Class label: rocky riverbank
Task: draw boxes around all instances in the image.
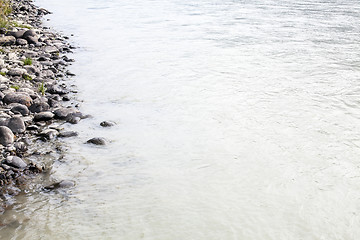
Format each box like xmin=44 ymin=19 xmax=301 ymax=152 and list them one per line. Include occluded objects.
xmin=0 ymin=0 xmax=85 ymax=212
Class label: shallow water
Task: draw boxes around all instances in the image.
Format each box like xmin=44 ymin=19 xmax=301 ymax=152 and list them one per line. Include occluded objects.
xmin=2 ymin=0 xmax=360 ymax=239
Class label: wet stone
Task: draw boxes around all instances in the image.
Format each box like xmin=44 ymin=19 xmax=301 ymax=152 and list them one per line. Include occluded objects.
xmin=86 ymin=137 xmax=106 ymax=146
xmin=39 ymin=129 xmax=58 ymax=140
xmin=100 ymin=121 xmax=116 ymax=127
xmin=58 ymin=131 xmax=78 ymax=138
xmin=53 ymin=107 xmax=79 ymax=119
xmin=10 ymin=104 xmax=29 ymax=116
xmin=44 ymin=180 xmax=75 ymax=191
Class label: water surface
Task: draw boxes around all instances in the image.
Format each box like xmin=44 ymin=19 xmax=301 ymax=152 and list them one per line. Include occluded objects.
xmin=2 ymin=0 xmax=360 ymax=239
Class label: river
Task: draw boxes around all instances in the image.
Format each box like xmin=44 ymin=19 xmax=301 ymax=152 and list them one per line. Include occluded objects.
xmin=1 ymin=0 xmax=360 ymax=239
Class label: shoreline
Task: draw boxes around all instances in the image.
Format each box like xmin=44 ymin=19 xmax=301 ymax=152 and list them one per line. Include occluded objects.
xmin=0 ymin=0 xmax=84 ymax=213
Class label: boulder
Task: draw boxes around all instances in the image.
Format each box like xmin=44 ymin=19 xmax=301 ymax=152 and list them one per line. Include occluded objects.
xmin=3 ymin=92 xmax=33 ymax=107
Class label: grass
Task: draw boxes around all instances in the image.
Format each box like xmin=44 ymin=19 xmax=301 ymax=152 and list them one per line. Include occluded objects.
xmin=22 ymin=74 xmax=32 ymax=81
xmin=38 ymin=82 xmax=46 ymax=96
xmin=0 ymin=0 xmax=12 ymax=28
xmin=23 ymin=58 xmax=32 ymax=65
xmin=10 ymin=21 xmax=31 ymax=29
xmin=0 ymin=72 xmax=5 ymax=76
xmin=10 ymin=85 xmax=20 ymax=91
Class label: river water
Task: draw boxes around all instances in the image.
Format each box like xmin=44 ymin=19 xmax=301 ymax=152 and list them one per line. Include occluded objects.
xmin=1 ymin=0 xmax=360 ymax=239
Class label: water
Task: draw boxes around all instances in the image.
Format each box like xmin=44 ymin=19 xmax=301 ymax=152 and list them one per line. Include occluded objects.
xmin=1 ymin=0 xmax=360 ymax=239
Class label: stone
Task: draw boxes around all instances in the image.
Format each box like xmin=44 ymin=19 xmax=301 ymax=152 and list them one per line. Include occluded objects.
xmin=7 ymin=117 xmax=26 ymax=134
xmin=29 ymin=101 xmax=50 ymax=113
xmin=0 ymin=36 xmax=16 ymax=46
xmin=7 ymin=30 xmax=26 ymax=38
xmin=0 ymin=126 xmax=14 ymax=146
xmin=26 ymin=35 xmax=38 ymax=44
xmin=3 ymin=92 xmax=33 ymax=107
xmin=58 ymin=131 xmax=78 ymax=138
xmin=100 ymin=121 xmax=116 ymax=127
xmin=4 ymin=156 xmax=27 ymax=169
xmin=53 ymin=107 xmax=79 ymax=119
xmin=47 ymin=85 xmax=68 ymax=95
xmin=16 ymin=38 xmax=28 ymax=45
xmin=43 ymin=46 xmax=58 ymax=53
xmin=7 ymin=68 xmax=27 ymax=76
xmin=44 ymin=180 xmax=75 ymax=190
xmin=86 ymin=137 xmax=106 ymax=145
xmin=22 ymin=29 xmax=36 ymax=39
xmin=34 ymin=111 xmax=54 ymax=122
xmin=26 ymin=125 xmax=39 ymax=131
xmin=14 ymin=142 xmax=27 ymax=152
xmin=10 ymin=104 xmax=29 ymax=116
xmin=39 ymin=129 xmax=58 ymax=140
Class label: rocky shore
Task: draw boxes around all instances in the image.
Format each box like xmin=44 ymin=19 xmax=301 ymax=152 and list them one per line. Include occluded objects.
xmin=0 ymin=0 xmax=85 ymax=212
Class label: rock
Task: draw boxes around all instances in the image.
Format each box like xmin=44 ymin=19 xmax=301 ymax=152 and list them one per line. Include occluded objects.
xmin=7 ymin=117 xmax=26 ymax=134
xmin=29 ymin=101 xmax=50 ymax=113
xmin=47 ymin=85 xmax=68 ymax=95
xmin=22 ymin=29 xmax=36 ymax=39
xmin=100 ymin=121 xmax=116 ymax=127
xmin=0 ymin=126 xmax=14 ymax=146
xmin=26 ymin=125 xmax=39 ymax=131
xmin=44 ymin=180 xmax=75 ymax=190
xmin=58 ymin=131 xmax=78 ymax=138
xmin=3 ymin=92 xmax=33 ymax=107
xmin=34 ymin=111 xmax=54 ymax=122
xmin=39 ymin=129 xmax=58 ymax=140
xmin=14 ymin=142 xmax=27 ymax=152
xmin=4 ymin=156 xmax=27 ymax=169
xmin=86 ymin=137 xmax=106 ymax=145
xmin=16 ymin=38 xmax=28 ymax=45
xmin=53 ymin=107 xmax=79 ymax=119
xmin=7 ymin=68 xmax=27 ymax=76
xmin=26 ymin=35 xmax=38 ymax=44
xmin=7 ymin=30 xmax=26 ymax=38
xmin=66 ymin=115 xmax=80 ymax=124
xmin=0 ymin=36 xmax=16 ymax=46
xmin=43 ymin=46 xmax=58 ymax=53
xmin=24 ymin=65 xmax=40 ymax=76
xmin=10 ymin=104 xmax=30 ymax=116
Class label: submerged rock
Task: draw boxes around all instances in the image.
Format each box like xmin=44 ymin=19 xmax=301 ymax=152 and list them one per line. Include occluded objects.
xmin=100 ymin=121 xmax=116 ymax=127
xmin=86 ymin=137 xmax=106 ymax=146
xmin=58 ymin=131 xmax=78 ymax=138
xmin=44 ymin=180 xmax=75 ymax=191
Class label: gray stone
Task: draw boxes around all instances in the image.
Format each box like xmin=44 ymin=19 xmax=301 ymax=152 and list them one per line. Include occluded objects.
xmin=10 ymin=104 xmax=29 ymax=116
xmin=44 ymin=180 xmax=75 ymax=190
xmin=58 ymin=131 xmax=78 ymax=138
xmin=26 ymin=35 xmax=39 ymax=44
xmin=7 ymin=68 xmax=27 ymax=76
xmin=29 ymin=101 xmax=49 ymax=113
xmin=100 ymin=121 xmax=116 ymax=127
xmin=22 ymin=29 xmax=36 ymax=39
xmin=47 ymin=85 xmax=68 ymax=95
xmin=0 ymin=36 xmax=16 ymax=46
xmin=7 ymin=30 xmax=26 ymax=38
xmin=86 ymin=137 xmax=106 ymax=145
xmin=7 ymin=117 xmax=26 ymax=134
xmin=14 ymin=142 xmax=27 ymax=152
xmin=3 ymin=92 xmax=33 ymax=107
xmin=39 ymin=129 xmax=58 ymax=140
xmin=16 ymin=38 xmax=28 ymax=45
xmin=4 ymin=156 xmax=27 ymax=169
xmin=34 ymin=111 xmax=54 ymax=122
xmin=0 ymin=126 xmax=14 ymax=146
xmin=43 ymin=46 xmax=58 ymax=53
xmin=53 ymin=107 xmax=79 ymax=119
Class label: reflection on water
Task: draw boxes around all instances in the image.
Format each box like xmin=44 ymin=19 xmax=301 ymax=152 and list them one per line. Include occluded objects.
xmin=2 ymin=0 xmax=360 ymax=239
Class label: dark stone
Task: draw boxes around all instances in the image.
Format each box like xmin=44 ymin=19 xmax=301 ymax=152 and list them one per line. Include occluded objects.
xmin=26 ymin=35 xmax=39 ymax=44
xmin=4 ymin=156 xmax=27 ymax=169
xmin=100 ymin=121 xmax=116 ymax=127
xmin=33 ymin=111 xmax=54 ymax=122
xmin=14 ymin=142 xmax=27 ymax=152
xmin=58 ymin=131 xmax=78 ymax=138
xmin=44 ymin=180 xmax=75 ymax=190
xmin=0 ymin=126 xmax=14 ymax=146
xmin=29 ymin=101 xmax=50 ymax=113
xmin=53 ymin=107 xmax=79 ymax=119
xmin=22 ymin=29 xmax=37 ymax=39
xmin=47 ymin=85 xmax=68 ymax=95
xmin=3 ymin=92 xmax=33 ymax=107
xmin=7 ymin=117 xmax=26 ymax=134
xmin=86 ymin=137 xmax=106 ymax=145
xmin=10 ymin=104 xmax=29 ymax=116
xmin=7 ymin=30 xmax=26 ymax=38
xmin=26 ymin=125 xmax=39 ymax=131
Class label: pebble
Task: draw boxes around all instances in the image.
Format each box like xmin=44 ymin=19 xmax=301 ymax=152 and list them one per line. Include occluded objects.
xmin=4 ymin=156 xmax=27 ymax=169
xmin=100 ymin=121 xmax=116 ymax=127
xmin=86 ymin=137 xmax=107 ymax=146
xmin=0 ymin=126 xmax=14 ymax=146
xmin=33 ymin=111 xmax=54 ymax=122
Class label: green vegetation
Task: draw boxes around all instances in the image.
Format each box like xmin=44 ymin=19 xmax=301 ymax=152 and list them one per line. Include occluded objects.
xmin=0 ymin=72 xmax=5 ymax=76
xmin=10 ymin=85 xmax=20 ymax=91
xmin=23 ymin=57 xmax=32 ymax=65
xmin=38 ymin=82 xmax=46 ymax=96
xmin=22 ymin=74 xmax=32 ymax=81
xmin=0 ymin=0 xmax=12 ymax=28
xmin=10 ymin=21 xmax=31 ymax=29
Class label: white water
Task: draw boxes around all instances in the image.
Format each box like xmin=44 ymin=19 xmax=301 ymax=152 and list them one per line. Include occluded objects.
xmin=2 ymin=0 xmax=360 ymax=239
